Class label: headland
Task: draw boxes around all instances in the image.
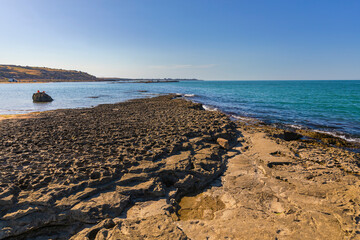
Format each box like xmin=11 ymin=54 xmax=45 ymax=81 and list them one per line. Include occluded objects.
xmin=0 ymin=65 xmax=200 ymax=83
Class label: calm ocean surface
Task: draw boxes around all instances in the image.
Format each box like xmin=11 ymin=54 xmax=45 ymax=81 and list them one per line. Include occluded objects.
xmin=1 ymin=80 xmax=359 ymax=142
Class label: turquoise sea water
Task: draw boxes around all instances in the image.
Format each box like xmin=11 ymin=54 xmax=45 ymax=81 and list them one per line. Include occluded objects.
xmin=1 ymin=80 xmax=359 ymax=142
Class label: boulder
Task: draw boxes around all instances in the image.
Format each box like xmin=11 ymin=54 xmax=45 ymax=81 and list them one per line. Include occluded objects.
xmin=33 ymin=92 xmax=53 ymax=102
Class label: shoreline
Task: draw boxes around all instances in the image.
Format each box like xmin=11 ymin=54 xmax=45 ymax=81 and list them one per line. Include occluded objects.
xmin=175 ymin=121 xmax=360 ymax=239
xmin=195 ymin=99 xmax=360 ymax=149
xmin=0 ymin=112 xmax=40 ymax=121
xmin=197 ymin=101 xmax=360 ymax=146
xmin=1 ymin=81 xmax=359 ymax=144
xmin=0 ymin=95 xmax=359 ymax=239
xmin=2 ymin=93 xmax=359 ymax=149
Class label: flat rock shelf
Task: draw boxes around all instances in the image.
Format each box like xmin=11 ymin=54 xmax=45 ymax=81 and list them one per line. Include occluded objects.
xmin=0 ymin=95 xmax=237 ymax=239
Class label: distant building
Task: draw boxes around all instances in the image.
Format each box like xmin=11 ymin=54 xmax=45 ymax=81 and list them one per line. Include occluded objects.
xmin=8 ymin=78 xmax=18 ymax=82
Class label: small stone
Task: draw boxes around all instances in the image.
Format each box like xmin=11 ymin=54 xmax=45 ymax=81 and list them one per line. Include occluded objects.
xmin=217 ymin=138 xmax=229 ymax=149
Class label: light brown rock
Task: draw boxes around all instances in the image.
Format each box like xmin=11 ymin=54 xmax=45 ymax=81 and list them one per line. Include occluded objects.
xmin=176 ymin=125 xmax=360 ymax=240
xmin=70 ymin=215 xmax=188 ymax=240
xmin=217 ymin=138 xmax=229 ymax=149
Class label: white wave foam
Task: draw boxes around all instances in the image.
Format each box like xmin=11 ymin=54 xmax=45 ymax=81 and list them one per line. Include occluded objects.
xmin=313 ymin=130 xmax=360 ymax=143
xmin=202 ymin=105 xmax=218 ymax=111
xmin=140 ymin=93 xmax=161 ymax=96
xmin=174 ymin=93 xmax=196 ymax=97
xmin=287 ymin=124 xmax=303 ymax=130
xmin=230 ymin=115 xmax=255 ymax=122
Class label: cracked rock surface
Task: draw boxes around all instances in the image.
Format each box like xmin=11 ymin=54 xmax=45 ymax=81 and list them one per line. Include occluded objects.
xmin=0 ymin=95 xmax=236 ymax=239
xmin=3 ymin=95 xmax=358 ymax=240
xmin=176 ymin=123 xmax=360 ymax=240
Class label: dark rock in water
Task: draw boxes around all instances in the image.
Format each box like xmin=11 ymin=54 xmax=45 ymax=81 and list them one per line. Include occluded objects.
xmin=305 ymin=131 xmax=350 ymax=147
xmin=284 ymin=131 xmax=302 ymax=141
xmin=33 ymin=92 xmax=53 ymax=102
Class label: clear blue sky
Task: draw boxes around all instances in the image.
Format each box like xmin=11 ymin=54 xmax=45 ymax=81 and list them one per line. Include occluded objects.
xmin=0 ymin=0 xmax=359 ymax=80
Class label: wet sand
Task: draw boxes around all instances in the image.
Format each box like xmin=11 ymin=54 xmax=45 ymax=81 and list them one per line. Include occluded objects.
xmin=0 ymin=113 xmax=39 ymax=122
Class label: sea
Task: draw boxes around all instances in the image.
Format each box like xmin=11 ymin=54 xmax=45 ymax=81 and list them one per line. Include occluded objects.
xmin=1 ymin=80 xmax=359 ymax=142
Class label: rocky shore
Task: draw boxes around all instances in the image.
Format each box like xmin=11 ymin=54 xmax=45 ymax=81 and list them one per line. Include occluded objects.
xmin=70 ymin=119 xmax=360 ymax=240
xmin=176 ymin=122 xmax=360 ymax=239
xmin=0 ymin=95 xmax=237 ymax=239
xmin=1 ymin=95 xmax=360 ymax=239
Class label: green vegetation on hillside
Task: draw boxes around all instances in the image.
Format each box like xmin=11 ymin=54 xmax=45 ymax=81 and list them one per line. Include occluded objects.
xmin=0 ymin=65 xmax=97 ymax=81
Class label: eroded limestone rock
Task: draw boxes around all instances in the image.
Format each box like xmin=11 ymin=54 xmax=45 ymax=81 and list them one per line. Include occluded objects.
xmin=0 ymin=95 xmax=236 ymax=239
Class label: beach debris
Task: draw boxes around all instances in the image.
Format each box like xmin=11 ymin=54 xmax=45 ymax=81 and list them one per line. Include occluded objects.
xmin=32 ymin=90 xmax=53 ymax=102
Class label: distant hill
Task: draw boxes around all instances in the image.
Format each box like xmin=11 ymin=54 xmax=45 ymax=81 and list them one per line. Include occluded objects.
xmin=99 ymin=78 xmax=201 ymax=82
xmin=0 ymin=64 xmax=201 ymax=83
xmin=0 ymin=65 xmax=97 ymax=81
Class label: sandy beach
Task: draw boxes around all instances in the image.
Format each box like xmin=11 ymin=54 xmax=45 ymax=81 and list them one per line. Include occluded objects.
xmin=0 ymin=95 xmax=359 ymax=239
xmin=0 ymin=113 xmax=40 ymax=121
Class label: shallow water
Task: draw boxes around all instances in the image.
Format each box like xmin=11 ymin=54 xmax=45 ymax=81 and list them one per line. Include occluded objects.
xmin=1 ymin=80 xmax=359 ymax=141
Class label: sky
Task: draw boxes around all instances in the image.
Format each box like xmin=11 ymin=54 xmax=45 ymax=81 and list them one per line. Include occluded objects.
xmin=0 ymin=0 xmax=359 ymax=80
